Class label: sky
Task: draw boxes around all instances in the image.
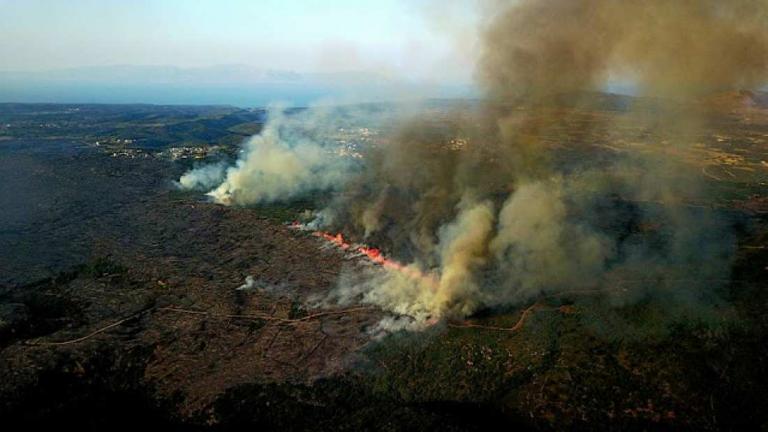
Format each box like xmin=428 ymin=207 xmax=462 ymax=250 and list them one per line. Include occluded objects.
xmin=0 ymin=0 xmax=479 ymax=85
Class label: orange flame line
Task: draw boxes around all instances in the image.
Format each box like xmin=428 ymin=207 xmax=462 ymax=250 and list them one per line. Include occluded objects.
xmin=289 ymin=223 xmax=437 ymax=286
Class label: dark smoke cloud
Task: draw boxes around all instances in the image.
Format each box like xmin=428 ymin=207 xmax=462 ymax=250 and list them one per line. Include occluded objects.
xmin=182 ymin=0 xmax=768 ymax=331
xmin=325 ymin=0 xmax=768 ymax=326
xmin=480 ymin=0 xmax=768 ymax=100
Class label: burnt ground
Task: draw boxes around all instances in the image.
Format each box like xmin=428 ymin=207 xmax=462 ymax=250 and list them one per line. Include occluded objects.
xmin=2 ymin=105 xmax=768 ymax=430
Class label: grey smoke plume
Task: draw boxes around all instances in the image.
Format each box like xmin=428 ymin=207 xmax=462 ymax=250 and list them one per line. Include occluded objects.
xmin=489 ymin=179 xmax=612 ymax=303
xmin=185 ymin=0 xmax=768 ymax=331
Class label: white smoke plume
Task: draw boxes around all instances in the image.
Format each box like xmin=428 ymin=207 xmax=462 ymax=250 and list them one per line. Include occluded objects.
xmin=209 ymin=109 xmax=354 ymax=205
xmin=178 ymin=107 xmax=367 ymax=205
xmin=177 ymin=162 xmax=227 ymax=191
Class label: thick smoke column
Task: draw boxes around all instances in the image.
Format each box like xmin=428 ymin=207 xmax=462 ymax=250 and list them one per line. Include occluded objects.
xmin=329 ymin=0 xmax=768 ymax=326
xmin=361 ymin=195 xmax=495 ymax=322
xmin=480 ymin=0 xmax=768 ymax=101
xmin=183 ymin=0 xmax=768 ymax=331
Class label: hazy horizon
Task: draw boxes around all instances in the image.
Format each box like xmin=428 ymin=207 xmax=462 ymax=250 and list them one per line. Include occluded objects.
xmin=0 ymin=64 xmax=479 ymax=107
xmin=0 ymin=0 xmax=480 ymax=105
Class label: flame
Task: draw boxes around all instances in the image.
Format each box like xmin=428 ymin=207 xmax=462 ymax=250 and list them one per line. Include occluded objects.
xmin=313 ymin=231 xmax=406 ymax=268
xmin=290 ymin=223 xmax=430 ymax=277
xmin=290 ymin=222 xmax=446 ymax=328
xmin=357 ymin=246 xmax=388 ymax=265
xmin=314 ymin=231 xmax=351 ymax=250
xmin=288 ymin=222 xmax=441 ymax=310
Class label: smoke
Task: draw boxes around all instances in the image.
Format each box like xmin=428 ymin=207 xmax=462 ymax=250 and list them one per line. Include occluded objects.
xmin=479 ymin=0 xmax=768 ymax=101
xmin=489 ymin=179 xmax=612 ymax=303
xmin=184 ymin=0 xmax=768 ymax=333
xmin=358 ymin=195 xmax=495 ymax=322
xmin=236 ymin=275 xmax=257 ymax=291
xmin=331 ymin=0 xmax=767 ymax=329
xmin=181 ymin=108 xmax=362 ymax=205
xmin=177 ymin=162 xmax=227 ymax=191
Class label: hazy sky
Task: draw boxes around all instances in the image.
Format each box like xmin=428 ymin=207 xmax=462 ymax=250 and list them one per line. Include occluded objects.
xmin=0 ymin=0 xmax=479 ymax=84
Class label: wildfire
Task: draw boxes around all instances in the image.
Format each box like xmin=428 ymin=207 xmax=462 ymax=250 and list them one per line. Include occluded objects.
xmin=356 ymin=245 xmax=404 ymax=270
xmin=289 ymin=221 xmax=426 ymax=278
xmin=315 ymin=231 xmax=351 ymax=250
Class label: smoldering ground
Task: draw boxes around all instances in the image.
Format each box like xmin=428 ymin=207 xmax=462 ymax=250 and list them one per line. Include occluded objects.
xmin=180 ymin=0 xmax=767 ymax=335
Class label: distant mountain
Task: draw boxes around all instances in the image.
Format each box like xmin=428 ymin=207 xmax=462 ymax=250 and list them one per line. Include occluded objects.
xmin=0 ymin=65 xmax=476 ymax=106
xmin=0 ymin=64 xmax=399 ymax=86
